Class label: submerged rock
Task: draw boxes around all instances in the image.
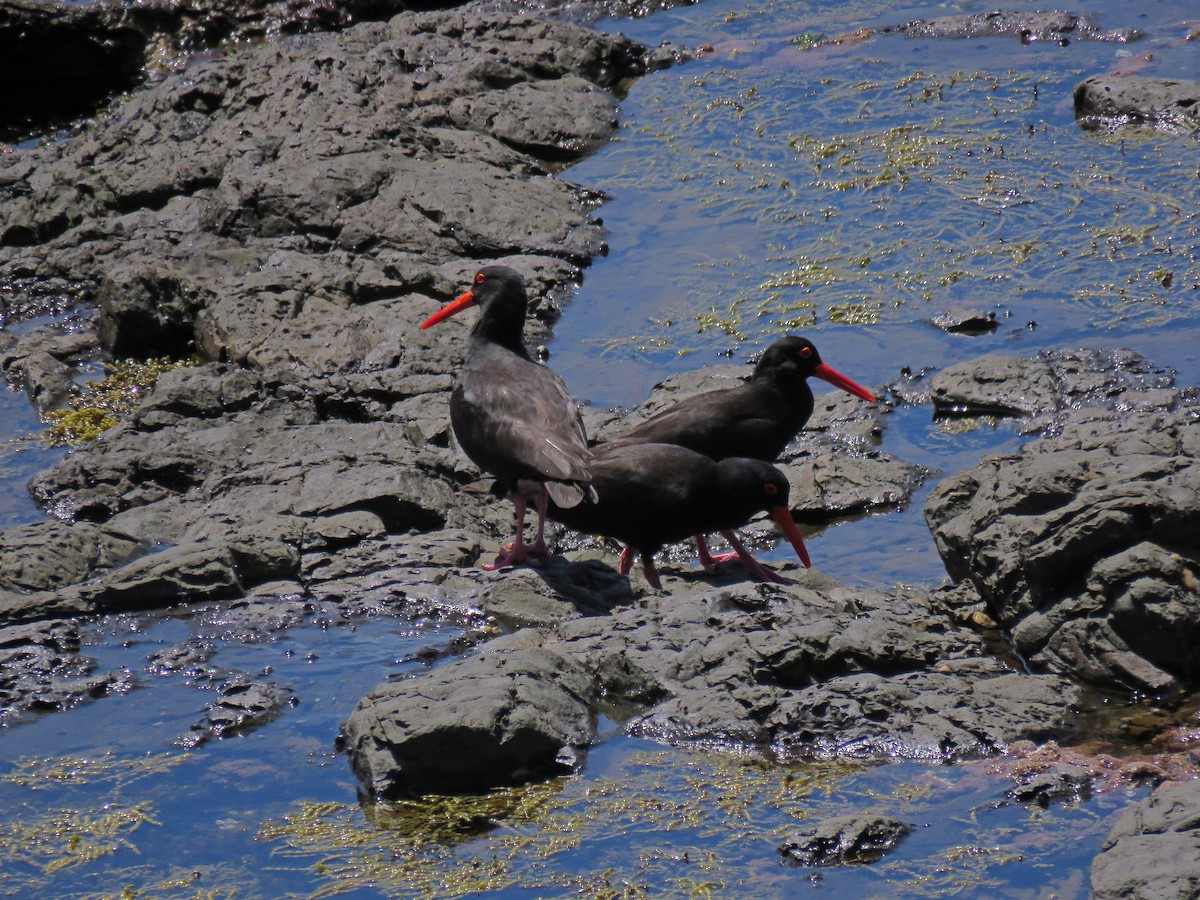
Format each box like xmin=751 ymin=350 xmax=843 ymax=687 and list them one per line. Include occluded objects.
xmin=779 ymin=813 xmax=912 ymax=867
xmin=883 ymin=10 xmax=1141 ymax=43
xmin=930 ymin=308 xmax=999 ymax=336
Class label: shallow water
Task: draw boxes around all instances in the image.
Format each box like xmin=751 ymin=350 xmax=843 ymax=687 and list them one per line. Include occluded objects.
xmin=2 ymin=0 xmax=1199 ymax=895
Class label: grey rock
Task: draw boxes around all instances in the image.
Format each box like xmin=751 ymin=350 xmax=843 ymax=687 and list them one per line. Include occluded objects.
xmin=0 ymin=326 xmax=100 ymax=411
xmin=779 ymin=814 xmax=912 ymax=867
xmin=341 ymin=643 xmax=597 ymax=797
xmin=928 ymin=348 xmax=1175 ymax=419
xmin=0 ymin=619 xmax=129 ymax=725
xmin=181 ymin=672 xmax=294 ymax=747
xmin=0 ymin=518 xmax=144 ymax=595
xmin=930 ymin=307 xmax=998 ymax=335
xmin=1006 ymin=762 xmax=1093 ymax=806
xmin=927 ymin=374 xmax=1200 ymax=692
xmin=1075 ymin=76 xmax=1200 ymax=132
xmin=552 ymin=580 xmax=1080 ymax=761
xmin=1091 ymin=779 xmax=1200 ymax=900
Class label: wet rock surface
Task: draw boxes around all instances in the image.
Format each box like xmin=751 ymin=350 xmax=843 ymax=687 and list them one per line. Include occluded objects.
xmin=342 ymin=641 xmax=598 ymax=796
xmin=927 ymin=348 xmax=1176 ymax=419
xmin=342 ymin=573 xmax=1083 ymax=796
xmin=882 ymin=10 xmax=1142 ymax=43
xmin=926 ymin=364 xmax=1200 ymax=694
xmin=1091 ymin=779 xmax=1200 ymax=900
xmin=1075 ymin=75 xmax=1200 ymax=131
xmin=0 ymin=3 xmax=1198 ymax=892
xmin=779 ymin=813 xmax=912 ymax=867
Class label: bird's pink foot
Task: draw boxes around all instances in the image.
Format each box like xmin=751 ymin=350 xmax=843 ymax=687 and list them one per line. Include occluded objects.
xmin=694 ymin=534 xmax=739 ymax=572
xmin=484 ymin=541 xmax=539 ymax=570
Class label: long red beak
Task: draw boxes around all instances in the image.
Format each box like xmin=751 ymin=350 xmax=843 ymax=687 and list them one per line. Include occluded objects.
xmin=771 ymin=507 xmax=812 ymax=569
xmin=420 ymin=289 xmax=476 ymax=330
xmin=814 ymin=362 xmax=876 ymax=402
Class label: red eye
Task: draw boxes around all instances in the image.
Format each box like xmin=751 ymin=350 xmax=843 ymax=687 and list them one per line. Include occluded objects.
xmin=475 ymin=272 xmax=487 ymax=284
xmin=798 ymin=346 xmax=813 ymax=359
xmin=763 ymin=482 xmax=779 ymax=495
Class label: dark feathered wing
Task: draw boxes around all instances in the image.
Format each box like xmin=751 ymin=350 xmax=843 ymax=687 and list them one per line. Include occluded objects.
xmin=452 ymin=353 xmax=595 ymax=507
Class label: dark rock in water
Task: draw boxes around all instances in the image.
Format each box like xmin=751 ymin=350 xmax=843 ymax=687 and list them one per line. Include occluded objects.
xmin=929 ymin=348 xmax=1175 ymax=419
xmin=926 ymin=377 xmax=1200 ymax=694
xmin=181 ymin=671 xmax=295 ymax=747
xmin=0 ymin=619 xmax=130 ymax=725
xmin=1075 ymin=76 xmax=1200 ymax=132
xmin=341 ymin=642 xmax=597 ymax=797
xmin=779 ymin=814 xmax=911 ymax=867
xmin=931 ymin=308 xmax=998 ymax=336
xmin=1091 ymin=779 xmax=1200 ymax=900
xmin=1005 ymin=762 xmax=1093 ymax=807
xmin=0 ymin=327 xmax=101 ymax=412
xmin=882 ymin=11 xmax=1141 ymax=43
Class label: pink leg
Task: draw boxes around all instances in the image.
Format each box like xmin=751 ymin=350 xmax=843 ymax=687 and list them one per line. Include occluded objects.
xmin=526 ymin=487 xmax=551 ymax=558
xmin=619 ymin=545 xmax=636 ymax=575
xmin=721 ymin=530 xmax=794 ymax=585
xmin=695 ymin=534 xmax=739 ymax=571
xmin=640 ymin=552 xmax=663 ymax=590
xmin=484 ymin=493 xmax=536 ymax=570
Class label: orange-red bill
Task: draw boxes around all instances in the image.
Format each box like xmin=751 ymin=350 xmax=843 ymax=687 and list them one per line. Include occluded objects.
xmin=771 ymin=506 xmax=812 ymax=569
xmin=813 ymin=362 xmax=876 ymax=403
xmin=420 ymin=289 xmax=476 ymax=330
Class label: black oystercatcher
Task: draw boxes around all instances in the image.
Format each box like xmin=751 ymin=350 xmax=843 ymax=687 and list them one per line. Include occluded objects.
xmin=548 ymin=443 xmax=810 ymax=589
xmin=606 ymin=336 xmax=876 ymax=459
xmin=421 ymin=266 xmax=594 ymax=569
xmin=603 ymin=335 xmax=876 ymax=575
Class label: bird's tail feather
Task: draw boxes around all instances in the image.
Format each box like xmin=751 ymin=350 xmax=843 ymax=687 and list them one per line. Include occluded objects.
xmin=545 ymin=480 xmax=597 ymax=508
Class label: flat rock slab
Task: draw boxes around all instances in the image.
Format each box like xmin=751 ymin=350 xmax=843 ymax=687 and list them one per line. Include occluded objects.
xmin=1091 ymin=779 xmax=1200 ymax=900
xmin=927 ymin=368 xmax=1200 ymax=693
xmin=1075 ymin=76 xmax=1200 ymax=131
xmin=928 ymin=348 xmax=1176 ymax=419
xmin=343 ymin=575 xmax=1081 ymax=796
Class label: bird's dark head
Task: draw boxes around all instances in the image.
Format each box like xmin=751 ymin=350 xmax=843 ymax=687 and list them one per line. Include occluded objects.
xmin=754 ymin=336 xmax=823 ymax=379
xmin=718 ymin=458 xmax=811 ymax=568
xmin=720 ymin=458 xmax=793 ymax=511
xmin=754 ymin=335 xmax=876 ymax=403
xmin=420 ymin=266 xmax=529 ymax=349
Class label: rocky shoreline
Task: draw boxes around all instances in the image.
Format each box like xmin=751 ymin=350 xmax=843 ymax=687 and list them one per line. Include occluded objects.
xmin=3 ymin=0 xmax=1200 ymax=892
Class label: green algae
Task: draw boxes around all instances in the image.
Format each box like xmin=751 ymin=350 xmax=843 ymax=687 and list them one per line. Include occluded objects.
xmin=0 ymin=801 xmax=159 ymax=875
xmin=44 ymin=357 xmax=192 ymax=447
xmin=257 ymin=751 xmax=864 ymax=899
xmin=3 ymin=751 xmax=191 ymax=791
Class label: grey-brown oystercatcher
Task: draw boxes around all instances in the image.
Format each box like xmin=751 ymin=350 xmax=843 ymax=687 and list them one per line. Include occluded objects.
xmin=421 ymin=266 xmax=594 ymax=569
